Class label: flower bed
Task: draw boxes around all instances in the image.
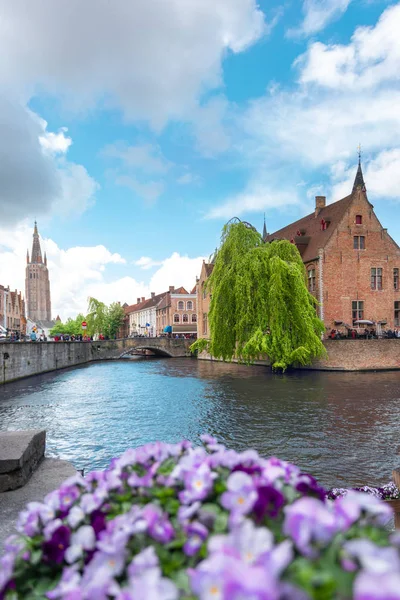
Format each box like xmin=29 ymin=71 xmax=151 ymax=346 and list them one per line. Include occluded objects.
xmin=1 ymin=436 xmax=400 ymax=599
xmin=327 ymin=482 xmax=400 ymax=501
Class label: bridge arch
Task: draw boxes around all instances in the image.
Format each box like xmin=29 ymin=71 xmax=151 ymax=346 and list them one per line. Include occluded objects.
xmin=119 ymin=346 xmax=174 ymax=358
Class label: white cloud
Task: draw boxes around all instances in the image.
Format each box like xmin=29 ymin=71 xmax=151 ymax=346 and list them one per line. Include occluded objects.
xmin=206 ymin=182 xmax=302 ymax=219
xmin=0 ymin=223 xmax=204 ymax=319
xmin=134 ymin=256 xmax=163 ymax=270
xmin=298 ymin=3 xmax=400 ymax=89
xmin=39 ymin=125 xmax=72 ymax=154
xmin=289 ymin=0 xmax=352 ymax=37
xmin=0 ymin=0 xmax=265 ymax=131
xmin=0 ymin=98 xmax=97 ymax=225
xmin=331 ymin=148 xmax=400 ymax=201
xmin=149 ymin=252 xmax=204 ymax=294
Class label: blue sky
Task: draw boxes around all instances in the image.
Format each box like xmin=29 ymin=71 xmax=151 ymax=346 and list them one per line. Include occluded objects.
xmin=0 ymin=0 xmax=399 ymax=318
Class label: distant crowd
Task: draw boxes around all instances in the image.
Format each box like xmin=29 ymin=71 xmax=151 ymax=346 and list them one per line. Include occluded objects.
xmin=329 ymin=328 xmax=400 ymax=340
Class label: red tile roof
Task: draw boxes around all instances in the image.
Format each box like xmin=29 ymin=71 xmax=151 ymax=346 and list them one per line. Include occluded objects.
xmin=265 ymin=194 xmax=353 ymax=263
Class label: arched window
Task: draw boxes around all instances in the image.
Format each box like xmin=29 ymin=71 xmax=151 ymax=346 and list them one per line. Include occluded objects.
xmin=182 ymin=314 xmax=189 ymax=323
xmin=174 ymin=314 xmax=180 ymax=323
xmin=191 ymin=314 xmax=197 ymax=323
xmin=178 ymin=301 xmax=184 ymax=310
xmin=187 ymin=301 xmax=193 ymax=310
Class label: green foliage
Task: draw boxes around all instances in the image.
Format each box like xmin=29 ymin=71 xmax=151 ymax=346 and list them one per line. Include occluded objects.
xmin=104 ymin=301 xmax=125 ymax=338
xmin=50 ymin=298 xmax=124 ymax=339
xmin=49 ymin=314 xmax=85 ymax=337
xmin=192 ymin=221 xmax=326 ymax=370
xmin=86 ymin=297 xmax=107 ymax=336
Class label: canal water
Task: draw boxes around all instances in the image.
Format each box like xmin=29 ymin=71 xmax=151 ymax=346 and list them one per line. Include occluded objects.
xmin=0 ymin=358 xmax=399 ymax=489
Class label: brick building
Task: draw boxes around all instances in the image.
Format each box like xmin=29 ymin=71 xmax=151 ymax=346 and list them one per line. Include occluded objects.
xmin=0 ymin=285 xmax=26 ymax=336
xmin=125 ymin=286 xmax=197 ymax=337
xmin=195 ymin=261 xmax=214 ymax=339
xmin=265 ymin=162 xmax=400 ymax=332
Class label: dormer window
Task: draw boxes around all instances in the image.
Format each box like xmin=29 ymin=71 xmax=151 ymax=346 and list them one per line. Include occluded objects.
xmin=355 ymin=215 xmax=362 ymax=225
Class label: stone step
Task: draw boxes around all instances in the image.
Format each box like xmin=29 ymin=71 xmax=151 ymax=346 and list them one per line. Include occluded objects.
xmin=0 ymin=457 xmax=76 ymax=549
xmin=0 ymin=430 xmax=46 ymax=492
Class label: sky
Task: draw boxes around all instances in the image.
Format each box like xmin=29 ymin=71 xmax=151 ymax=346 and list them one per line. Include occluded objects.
xmin=0 ymin=0 xmax=400 ymax=319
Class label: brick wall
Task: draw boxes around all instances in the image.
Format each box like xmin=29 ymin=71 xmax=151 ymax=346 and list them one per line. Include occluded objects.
xmin=310 ymin=190 xmax=400 ymax=330
xmin=304 ymin=339 xmax=400 ymax=371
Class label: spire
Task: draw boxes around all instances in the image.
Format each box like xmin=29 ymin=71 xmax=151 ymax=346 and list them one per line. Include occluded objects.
xmin=262 ymin=213 xmax=268 ymax=239
xmin=31 ymin=221 xmax=43 ymax=264
xmin=352 ymin=145 xmax=366 ymax=193
xmin=26 ymin=249 xmax=29 ymax=264
xmin=44 ymin=251 xmax=47 ymax=266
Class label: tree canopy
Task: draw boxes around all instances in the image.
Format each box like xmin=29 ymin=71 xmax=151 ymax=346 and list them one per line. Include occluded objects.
xmin=50 ymin=299 xmax=124 ymax=338
xmin=192 ymin=220 xmax=326 ymax=370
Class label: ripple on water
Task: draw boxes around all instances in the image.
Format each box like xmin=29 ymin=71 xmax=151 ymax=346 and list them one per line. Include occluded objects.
xmin=1 ymin=360 xmax=400 ymax=487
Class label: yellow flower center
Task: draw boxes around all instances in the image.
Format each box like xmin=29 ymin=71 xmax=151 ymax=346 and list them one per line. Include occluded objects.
xmin=195 ymin=480 xmax=203 ymax=489
xmin=237 ymin=496 xmax=245 ymax=505
xmin=210 ymin=585 xmax=220 ymax=596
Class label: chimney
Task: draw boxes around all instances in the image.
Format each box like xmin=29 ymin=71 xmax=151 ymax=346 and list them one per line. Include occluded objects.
xmin=137 ymin=297 xmax=140 ymax=304
xmin=315 ymin=196 xmax=326 ymax=217
xmin=141 ymin=297 xmax=145 ymax=302
xmin=151 ymin=292 xmax=155 ymax=298
xmin=169 ymin=286 xmax=175 ymax=293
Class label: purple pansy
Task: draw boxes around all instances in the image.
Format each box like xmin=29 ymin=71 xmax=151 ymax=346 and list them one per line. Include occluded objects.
xmin=253 ymin=485 xmax=285 ymax=521
xmin=220 ymin=471 xmax=258 ymax=518
xmin=334 ymin=491 xmax=393 ymax=529
xmin=183 ymin=521 xmax=209 ymax=556
xmin=42 ymin=525 xmax=71 ymax=564
xmin=284 ymin=497 xmax=337 ymax=558
xmin=181 ymin=463 xmax=216 ymax=503
xmin=354 ymin=571 xmax=400 ymax=600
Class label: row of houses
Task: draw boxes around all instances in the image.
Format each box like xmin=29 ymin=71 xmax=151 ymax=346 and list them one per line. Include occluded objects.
xmin=0 ymin=285 xmax=26 ymax=336
xmin=121 ymin=285 xmax=198 ymax=338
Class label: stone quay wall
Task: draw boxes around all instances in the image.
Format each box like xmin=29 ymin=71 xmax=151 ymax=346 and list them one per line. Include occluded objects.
xmin=198 ymin=339 xmax=400 ymax=372
xmin=0 ymin=338 xmax=192 ymax=385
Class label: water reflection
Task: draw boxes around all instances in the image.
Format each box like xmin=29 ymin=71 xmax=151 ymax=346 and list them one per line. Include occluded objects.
xmin=0 ymin=359 xmax=399 ymax=488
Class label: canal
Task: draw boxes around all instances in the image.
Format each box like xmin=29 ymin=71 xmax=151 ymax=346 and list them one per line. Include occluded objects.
xmin=0 ymin=358 xmax=399 ymax=489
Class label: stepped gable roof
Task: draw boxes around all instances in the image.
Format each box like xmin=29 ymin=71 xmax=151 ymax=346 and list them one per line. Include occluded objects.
xmin=265 ymin=194 xmax=353 ymax=263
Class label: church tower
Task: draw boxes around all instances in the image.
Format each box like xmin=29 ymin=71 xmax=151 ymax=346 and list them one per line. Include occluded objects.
xmin=25 ymin=222 xmax=52 ymax=322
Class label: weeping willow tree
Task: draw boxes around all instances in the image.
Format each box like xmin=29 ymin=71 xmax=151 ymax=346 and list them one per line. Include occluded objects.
xmin=192 ymin=220 xmax=326 ymax=371
xmin=86 ymin=297 xmax=107 ymax=336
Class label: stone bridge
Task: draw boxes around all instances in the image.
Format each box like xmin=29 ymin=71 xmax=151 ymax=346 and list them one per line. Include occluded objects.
xmin=103 ymin=337 xmax=193 ymax=359
xmin=0 ymin=338 xmax=193 ymax=384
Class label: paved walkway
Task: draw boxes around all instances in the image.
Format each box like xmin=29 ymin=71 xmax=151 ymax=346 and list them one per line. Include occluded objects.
xmin=0 ymin=458 xmax=75 ymax=550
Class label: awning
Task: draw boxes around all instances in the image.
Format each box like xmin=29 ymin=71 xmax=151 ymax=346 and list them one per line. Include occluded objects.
xmin=354 ymin=320 xmax=375 ymax=326
xmin=172 ymin=324 xmax=197 ymax=334
xmin=0 ymin=325 xmax=6 ymax=333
